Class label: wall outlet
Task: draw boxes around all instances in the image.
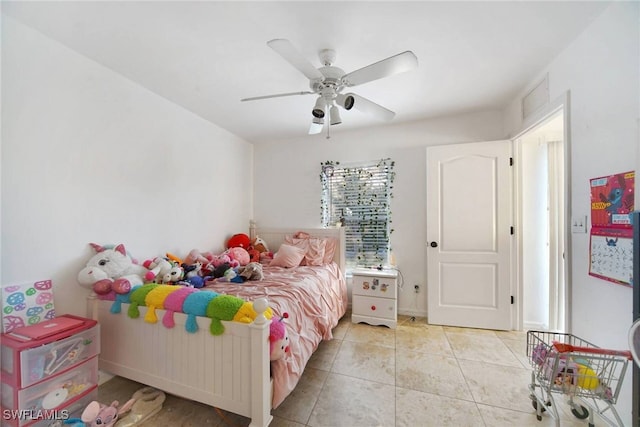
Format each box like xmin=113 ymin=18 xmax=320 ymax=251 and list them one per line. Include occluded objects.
xmin=571 ymin=215 xmax=588 ymax=233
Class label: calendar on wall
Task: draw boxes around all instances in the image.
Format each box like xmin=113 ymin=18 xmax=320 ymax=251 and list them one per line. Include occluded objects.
xmin=588 ymin=170 xmax=635 ymax=287
xmin=589 ymin=227 xmax=634 ymax=286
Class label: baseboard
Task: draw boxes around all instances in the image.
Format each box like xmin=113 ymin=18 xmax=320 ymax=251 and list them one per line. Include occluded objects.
xmin=98 ymin=369 xmax=115 ymax=385
xmin=523 ymin=321 xmax=548 ymax=331
xmin=398 ymin=308 xmax=427 ymax=318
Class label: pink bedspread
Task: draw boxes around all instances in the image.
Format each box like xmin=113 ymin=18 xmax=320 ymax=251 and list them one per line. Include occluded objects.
xmin=204 ymin=262 xmax=347 ymax=408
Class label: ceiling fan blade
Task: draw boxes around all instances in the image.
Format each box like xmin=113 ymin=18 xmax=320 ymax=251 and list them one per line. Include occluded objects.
xmin=342 ymin=51 xmax=418 ymax=87
xmin=267 ymin=39 xmax=324 ymax=82
xmin=349 ymin=93 xmax=396 ymax=121
xmin=241 ymin=91 xmax=314 ymax=102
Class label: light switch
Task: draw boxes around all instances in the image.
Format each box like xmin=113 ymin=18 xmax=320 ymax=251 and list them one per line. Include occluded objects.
xmin=571 ymin=215 xmax=588 ymax=233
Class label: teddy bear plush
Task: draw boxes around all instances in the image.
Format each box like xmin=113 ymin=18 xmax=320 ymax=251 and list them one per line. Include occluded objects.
xmin=77 ymin=243 xmax=148 ymax=295
xmin=237 ymin=262 xmax=264 ymax=281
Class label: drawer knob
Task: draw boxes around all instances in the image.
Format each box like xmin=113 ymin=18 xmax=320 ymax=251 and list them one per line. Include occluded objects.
xmin=371 ymin=305 xmax=376 ymax=311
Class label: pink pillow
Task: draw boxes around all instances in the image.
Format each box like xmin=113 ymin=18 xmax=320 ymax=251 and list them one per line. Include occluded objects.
xmin=322 ymin=238 xmax=337 ymax=265
xmin=270 ymin=244 xmax=306 ymax=268
xmin=285 ymin=235 xmax=326 ymax=266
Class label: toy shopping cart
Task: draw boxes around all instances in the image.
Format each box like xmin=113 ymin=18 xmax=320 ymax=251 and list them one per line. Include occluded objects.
xmin=526 ymin=331 xmax=632 ymax=427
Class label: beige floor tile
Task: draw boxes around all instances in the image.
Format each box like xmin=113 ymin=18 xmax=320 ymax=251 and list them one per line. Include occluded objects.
xmin=458 ymin=358 xmax=533 ymax=413
xmin=396 ymin=387 xmax=482 ymax=426
xmin=443 ymin=325 xmax=499 ymax=336
xmin=331 ymin=340 xmax=395 ymax=385
xmin=501 ymin=337 xmax=530 ymax=368
xmin=307 ymin=338 xmax=342 ymax=371
xmin=396 ymin=323 xmax=454 ymax=357
xmin=273 ymin=367 xmax=329 ymax=425
xmin=331 ymin=315 xmax=352 ymax=340
xmin=477 ymin=402 xmax=587 ymax=426
xmin=307 ymin=373 xmax=395 ymax=427
xmin=269 ymin=416 xmax=307 ymax=427
xmin=396 ymin=351 xmax=472 ymax=400
xmin=344 ymin=322 xmax=396 ymax=348
xmin=447 ymin=331 xmax=524 ymax=367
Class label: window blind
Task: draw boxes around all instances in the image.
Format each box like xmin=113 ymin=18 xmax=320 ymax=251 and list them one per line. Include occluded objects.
xmin=320 ymin=159 xmax=394 ymax=269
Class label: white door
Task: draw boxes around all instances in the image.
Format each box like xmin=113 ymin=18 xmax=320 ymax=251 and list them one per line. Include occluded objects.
xmin=426 ymin=140 xmax=513 ymax=330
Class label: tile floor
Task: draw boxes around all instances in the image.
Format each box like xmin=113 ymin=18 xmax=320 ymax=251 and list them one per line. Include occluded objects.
xmin=99 ymin=313 xmax=612 ymax=426
xmin=269 ymin=314 xmax=597 ymax=427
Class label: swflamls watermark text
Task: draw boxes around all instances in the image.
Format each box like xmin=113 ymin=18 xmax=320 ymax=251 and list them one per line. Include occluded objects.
xmin=2 ymin=409 xmax=69 ymax=421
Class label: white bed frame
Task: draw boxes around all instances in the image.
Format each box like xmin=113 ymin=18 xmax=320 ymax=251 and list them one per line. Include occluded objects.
xmin=86 ymin=226 xmax=345 ymax=427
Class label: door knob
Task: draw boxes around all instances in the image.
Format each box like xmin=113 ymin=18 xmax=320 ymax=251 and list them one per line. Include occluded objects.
xmin=430 ymin=241 xmax=438 ymax=248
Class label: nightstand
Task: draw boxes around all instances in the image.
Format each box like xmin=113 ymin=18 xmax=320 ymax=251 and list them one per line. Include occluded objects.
xmin=351 ymin=268 xmax=398 ymax=329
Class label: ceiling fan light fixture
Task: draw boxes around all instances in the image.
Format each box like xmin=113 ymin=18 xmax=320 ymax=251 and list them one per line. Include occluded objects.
xmin=336 ymin=93 xmax=355 ymax=110
xmin=312 ymin=97 xmax=326 ymax=118
xmin=330 ymin=105 xmax=342 ymax=125
xmin=309 ymin=116 xmax=324 ymax=134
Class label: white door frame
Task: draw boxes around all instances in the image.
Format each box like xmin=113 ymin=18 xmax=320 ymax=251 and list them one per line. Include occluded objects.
xmin=512 ymin=91 xmax=572 ymax=332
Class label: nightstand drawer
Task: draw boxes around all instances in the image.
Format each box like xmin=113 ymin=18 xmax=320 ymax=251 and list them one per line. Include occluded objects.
xmin=352 ymin=274 xmax=397 ymax=298
xmin=352 ymin=295 xmax=396 ymax=320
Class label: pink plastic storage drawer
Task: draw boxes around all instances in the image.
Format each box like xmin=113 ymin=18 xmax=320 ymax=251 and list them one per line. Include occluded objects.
xmin=1 ymin=385 xmax=97 ymax=427
xmin=1 ymin=316 xmax=99 ymax=389
xmin=1 ymin=357 xmax=98 ymax=427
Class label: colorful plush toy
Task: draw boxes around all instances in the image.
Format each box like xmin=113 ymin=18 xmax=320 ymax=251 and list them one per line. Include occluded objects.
xmin=110 ymin=284 xmax=142 ymax=314
xmin=206 ymin=295 xmax=246 ymax=335
xmin=237 ymin=262 xmax=264 ymax=281
xmin=143 ymin=257 xmax=173 ymax=282
xmin=144 ymin=285 xmax=181 ymax=323
xmin=251 ymin=236 xmax=270 ymax=253
xmin=183 ymin=249 xmax=211 ymax=265
xmin=182 ymin=291 xmax=219 ymax=333
xmin=127 ymin=284 xmax=160 ymax=319
xmin=227 ymin=247 xmax=250 ymax=266
xmin=77 ymin=243 xmax=148 ymax=296
xmin=63 ymin=399 xmax=135 ymax=427
xmin=162 ymin=265 xmax=184 ymax=284
xmin=269 ymin=313 xmax=290 ymax=361
xmin=227 ymin=233 xmax=251 ymax=249
xmin=161 ymin=286 xmax=199 ymax=328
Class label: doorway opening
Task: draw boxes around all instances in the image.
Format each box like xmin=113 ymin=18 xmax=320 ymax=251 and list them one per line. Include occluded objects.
xmin=516 ymin=108 xmax=567 ymax=332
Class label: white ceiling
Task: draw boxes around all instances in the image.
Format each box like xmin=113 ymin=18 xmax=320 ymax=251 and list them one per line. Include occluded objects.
xmin=3 ymin=1 xmax=609 ymax=144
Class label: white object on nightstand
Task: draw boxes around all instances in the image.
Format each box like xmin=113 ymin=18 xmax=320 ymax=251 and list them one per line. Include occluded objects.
xmin=351 ymin=268 xmax=398 ymax=329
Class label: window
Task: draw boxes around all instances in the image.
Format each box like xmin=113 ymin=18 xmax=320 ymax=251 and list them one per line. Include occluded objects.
xmin=320 ymin=159 xmax=395 ymax=269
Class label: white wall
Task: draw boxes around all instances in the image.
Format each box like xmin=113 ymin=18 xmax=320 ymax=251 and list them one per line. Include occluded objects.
xmin=254 ymin=112 xmax=504 ymax=315
xmin=504 ymin=2 xmax=639 ymax=424
xmin=1 ymin=16 xmax=253 ymax=317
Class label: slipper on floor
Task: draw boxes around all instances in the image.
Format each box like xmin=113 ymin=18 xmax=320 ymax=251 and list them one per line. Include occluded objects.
xmin=115 ymin=387 xmax=166 ymax=427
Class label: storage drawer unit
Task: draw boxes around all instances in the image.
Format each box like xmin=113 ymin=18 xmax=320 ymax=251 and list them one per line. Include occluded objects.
xmin=0 ymin=315 xmax=100 ymax=427
xmin=2 ymin=385 xmax=98 ymax=427
xmin=351 ymin=269 xmax=398 ymax=328
xmin=1 ymin=317 xmax=99 ymax=389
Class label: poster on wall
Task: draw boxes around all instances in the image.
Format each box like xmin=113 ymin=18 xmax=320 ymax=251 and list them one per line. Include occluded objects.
xmin=588 ymin=170 xmax=635 ymax=287
xmin=1 ymin=279 xmax=56 ymax=333
xmin=590 ymin=170 xmax=635 ymax=227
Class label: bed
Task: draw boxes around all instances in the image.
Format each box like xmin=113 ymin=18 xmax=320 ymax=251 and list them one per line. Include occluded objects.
xmin=85 ymin=226 xmax=347 ymax=427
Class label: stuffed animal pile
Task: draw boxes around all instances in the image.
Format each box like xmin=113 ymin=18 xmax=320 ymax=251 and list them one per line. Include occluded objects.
xmin=77 ymin=233 xmax=268 ymax=296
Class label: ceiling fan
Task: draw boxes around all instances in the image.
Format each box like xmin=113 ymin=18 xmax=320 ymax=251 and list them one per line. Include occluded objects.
xmin=241 ymin=39 xmax=418 ymax=136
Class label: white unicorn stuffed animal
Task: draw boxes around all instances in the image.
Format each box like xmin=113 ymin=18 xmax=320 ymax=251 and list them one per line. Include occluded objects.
xmin=78 ymin=243 xmax=148 ymax=295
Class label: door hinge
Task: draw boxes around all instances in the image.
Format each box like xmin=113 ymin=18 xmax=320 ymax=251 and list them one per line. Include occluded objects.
xmin=509 ymin=157 xmax=513 ymax=166
xmin=510 ymin=226 xmax=514 ymax=235
xmin=511 ymin=296 xmax=514 ymax=304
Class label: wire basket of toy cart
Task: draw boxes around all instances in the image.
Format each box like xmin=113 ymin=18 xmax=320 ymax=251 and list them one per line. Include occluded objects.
xmin=527 ymin=330 xmax=632 ymax=427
